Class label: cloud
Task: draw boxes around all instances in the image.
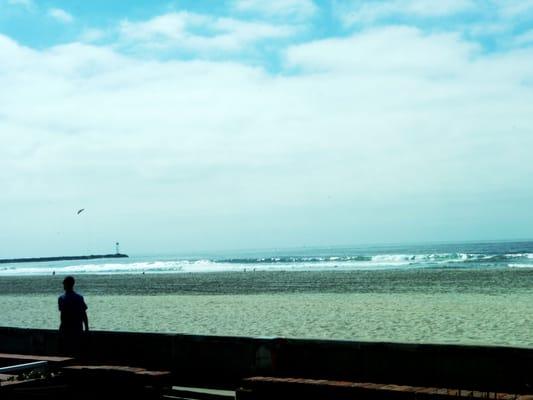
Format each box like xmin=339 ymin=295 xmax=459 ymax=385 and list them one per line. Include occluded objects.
xmin=7 ymin=0 xmax=34 ymax=10
xmin=118 ymin=12 xmax=296 ymax=54
xmin=48 ymin=8 xmax=74 ymax=23
xmin=8 ymin=0 xmax=32 ymax=6
xmin=286 ymin=26 xmax=480 ymax=73
xmin=498 ymin=0 xmax=533 ymax=18
xmin=464 ymin=22 xmax=509 ymax=37
xmin=1 ymin=27 xmax=533 ymax=253
xmin=514 ymin=30 xmax=533 ymax=46
xmin=233 ymin=0 xmax=317 ymax=18
xmin=340 ymin=0 xmax=475 ymax=25
xmin=79 ymin=28 xmax=106 ymax=43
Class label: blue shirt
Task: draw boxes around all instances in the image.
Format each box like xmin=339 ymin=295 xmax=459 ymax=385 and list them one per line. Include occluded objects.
xmin=58 ymin=291 xmax=87 ymax=333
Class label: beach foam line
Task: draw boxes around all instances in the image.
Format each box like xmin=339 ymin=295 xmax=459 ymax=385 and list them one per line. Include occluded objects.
xmin=1 ymin=252 xmax=532 ymax=276
xmin=0 ymin=259 xmax=417 ymax=276
xmin=508 ymin=263 xmax=533 ymax=269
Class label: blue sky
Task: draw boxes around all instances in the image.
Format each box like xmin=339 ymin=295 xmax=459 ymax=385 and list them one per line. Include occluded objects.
xmin=2 ymin=0 xmax=532 ymax=55
xmin=1 ymin=0 xmax=533 ymax=256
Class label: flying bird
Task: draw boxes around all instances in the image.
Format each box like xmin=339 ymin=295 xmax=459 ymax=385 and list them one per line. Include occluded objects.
xmin=77 ymin=208 xmax=85 ymax=215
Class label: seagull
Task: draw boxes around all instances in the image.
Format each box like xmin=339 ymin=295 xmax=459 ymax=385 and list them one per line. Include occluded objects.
xmin=77 ymin=208 xmax=85 ymax=215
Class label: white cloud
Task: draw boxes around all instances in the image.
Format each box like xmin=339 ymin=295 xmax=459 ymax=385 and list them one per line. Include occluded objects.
xmin=233 ymin=0 xmax=317 ymax=18
xmin=48 ymin=8 xmax=74 ymax=23
xmin=1 ymin=28 xmax=533 ymax=253
xmin=118 ymin=12 xmax=296 ymax=53
xmin=498 ymin=0 xmax=533 ymax=17
xmin=286 ymin=26 xmax=481 ymax=74
xmin=514 ymin=30 xmax=533 ymax=46
xmin=7 ymin=0 xmax=34 ymax=10
xmin=341 ymin=0 xmax=475 ymax=25
xmin=8 ymin=0 xmax=32 ymax=6
xmin=79 ymin=28 xmax=106 ymax=43
xmin=465 ymin=22 xmax=509 ymax=37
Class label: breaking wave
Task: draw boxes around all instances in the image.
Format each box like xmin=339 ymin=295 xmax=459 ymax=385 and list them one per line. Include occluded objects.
xmin=1 ymin=251 xmax=532 ymax=276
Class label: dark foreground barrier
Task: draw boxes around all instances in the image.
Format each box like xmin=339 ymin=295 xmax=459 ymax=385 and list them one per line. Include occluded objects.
xmin=236 ymin=377 xmax=531 ymax=400
xmin=0 ymin=327 xmax=531 ymax=393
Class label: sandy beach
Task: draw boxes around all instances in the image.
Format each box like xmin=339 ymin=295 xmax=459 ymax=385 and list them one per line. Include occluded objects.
xmin=1 ymin=269 xmax=531 ymax=347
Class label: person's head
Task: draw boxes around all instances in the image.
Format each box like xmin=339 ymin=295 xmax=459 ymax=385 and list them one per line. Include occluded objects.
xmin=63 ymin=276 xmax=75 ymax=291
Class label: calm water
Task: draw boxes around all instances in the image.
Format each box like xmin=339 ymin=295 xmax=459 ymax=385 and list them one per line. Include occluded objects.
xmin=0 ymin=241 xmax=532 ymax=347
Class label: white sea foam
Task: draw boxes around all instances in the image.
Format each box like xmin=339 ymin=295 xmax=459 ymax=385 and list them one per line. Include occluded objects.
xmin=0 ymin=261 xmax=195 ymax=276
xmin=370 ymin=254 xmax=413 ymax=263
xmin=0 ymin=258 xmax=418 ymax=276
xmin=508 ymin=263 xmax=533 ymax=269
xmin=1 ymin=251 xmax=532 ymax=276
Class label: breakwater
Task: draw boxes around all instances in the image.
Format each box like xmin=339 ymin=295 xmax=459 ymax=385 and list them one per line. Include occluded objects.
xmin=0 ymin=254 xmax=128 ymax=264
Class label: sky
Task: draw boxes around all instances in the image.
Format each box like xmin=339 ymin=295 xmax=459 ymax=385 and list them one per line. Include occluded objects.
xmin=1 ymin=0 xmax=533 ymax=257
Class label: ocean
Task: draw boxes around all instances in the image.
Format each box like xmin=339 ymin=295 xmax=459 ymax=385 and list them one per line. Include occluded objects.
xmin=0 ymin=240 xmax=532 ymax=347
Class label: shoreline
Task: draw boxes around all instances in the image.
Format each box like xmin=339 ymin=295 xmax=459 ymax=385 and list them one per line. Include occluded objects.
xmin=0 ymin=268 xmax=531 ymax=295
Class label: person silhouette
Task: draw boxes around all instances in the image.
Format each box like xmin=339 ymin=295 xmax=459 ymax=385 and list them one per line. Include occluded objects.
xmin=58 ymin=276 xmax=89 ymax=356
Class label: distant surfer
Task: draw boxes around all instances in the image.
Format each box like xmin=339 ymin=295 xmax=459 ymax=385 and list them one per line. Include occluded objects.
xmin=58 ymin=276 xmax=89 ymax=356
xmin=77 ymin=208 xmax=85 ymax=215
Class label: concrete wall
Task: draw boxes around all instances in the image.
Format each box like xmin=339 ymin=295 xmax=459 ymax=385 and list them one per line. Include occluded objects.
xmin=0 ymin=327 xmax=531 ymax=392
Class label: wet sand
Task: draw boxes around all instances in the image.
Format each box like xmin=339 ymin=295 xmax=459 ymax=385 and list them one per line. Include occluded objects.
xmin=0 ymin=268 xmax=531 ymax=295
